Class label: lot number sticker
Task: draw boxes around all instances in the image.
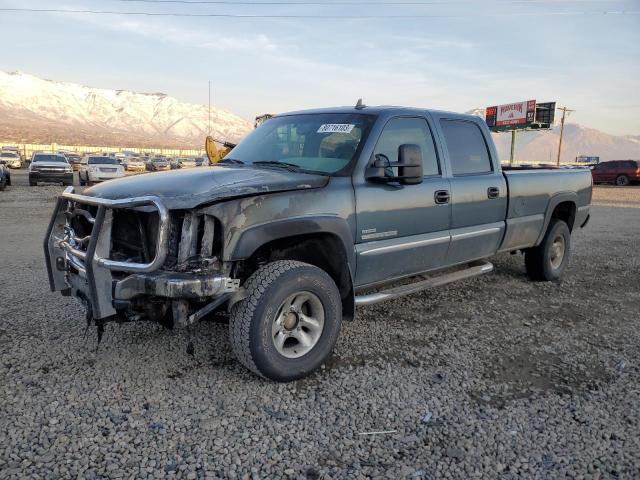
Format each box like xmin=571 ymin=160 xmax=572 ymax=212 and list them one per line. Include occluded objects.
xmin=317 ymin=124 xmax=355 ymax=134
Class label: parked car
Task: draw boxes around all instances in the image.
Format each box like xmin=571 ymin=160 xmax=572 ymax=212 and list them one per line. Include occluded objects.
xmin=0 ymin=151 xmax=22 ymax=169
xmin=122 ymin=156 xmax=146 ymax=173
xmin=64 ymin=153 xmax=83 ymax=171
xmin=591 ymin=160 xmax=640 ymax=186
xmin=194 ymin=156 xmax=209 ymax=167
xmin=169 ymin=157 xmax=181 ymax=170
xmin=1 ymin=145 xmax=22 ymax=161
xmin=78 ymin=155 xmax=125 ymax=185
xmin=150 ymin=157 xmax=170 ymax=171
xmin=0 ymin=159 xmax=11 ymax=190
xmin=29 ymin=153 xmax=73 ymax=186
xmin=178 ymin=157 xmax=197 ymax=169
xmin=45 ymin=105 xmax=592 ymax=381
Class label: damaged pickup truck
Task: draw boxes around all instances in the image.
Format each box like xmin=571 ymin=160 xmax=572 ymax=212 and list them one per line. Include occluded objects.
xmin=45 ymin=106 xmax=592 ymax=381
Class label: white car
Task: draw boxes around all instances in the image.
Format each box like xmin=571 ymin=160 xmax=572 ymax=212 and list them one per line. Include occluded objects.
xmin=0 ymin=151 xmax=22 ymax=169
xmin=79 ymin=155 xmax=125 ymax=185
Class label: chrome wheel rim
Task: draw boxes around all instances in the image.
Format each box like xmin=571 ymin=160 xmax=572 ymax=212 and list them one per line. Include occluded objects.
xmin=550 ymin=235 xmax=566 ymax=269
xmin=271 ymin=291 xmax=325 ymax=359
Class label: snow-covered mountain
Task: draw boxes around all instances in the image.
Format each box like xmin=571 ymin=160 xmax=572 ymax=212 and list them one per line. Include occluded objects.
xmin=0 ymin=71 xmax=252 ymax=148
xmin=467 ymin=108 xmax=640 ymax=163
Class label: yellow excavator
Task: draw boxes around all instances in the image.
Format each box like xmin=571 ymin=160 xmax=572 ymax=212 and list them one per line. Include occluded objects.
xmin=205 ymin=113 xmax=275 ymax=165
xmin=205 ymin=136 xmax=236 ymax=165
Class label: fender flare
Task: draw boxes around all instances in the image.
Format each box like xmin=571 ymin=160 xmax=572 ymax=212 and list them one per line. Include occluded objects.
xmin=535 ymin=192 xmax=577 ymax=246
xmin=230 ymin=215 xmax=356 ymax=276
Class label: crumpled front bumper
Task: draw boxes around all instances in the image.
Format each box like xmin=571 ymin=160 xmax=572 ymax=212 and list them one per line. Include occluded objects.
xmin=44 ymin=187 xmax=238 ymax=321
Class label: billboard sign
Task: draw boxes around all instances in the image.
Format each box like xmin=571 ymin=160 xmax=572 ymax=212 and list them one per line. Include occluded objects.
xmin=534 ymin=102 xmax=556 ymax=126
xmin=486 ymin=100 xmax=536 ymax=129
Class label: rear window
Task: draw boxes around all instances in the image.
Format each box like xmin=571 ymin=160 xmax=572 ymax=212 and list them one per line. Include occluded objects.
xmin=33 ymin=154 xmax=67 ymax=163
xmin=88 ymin=156 xmax=118 ymax=165
xmin=0 ymin=152 xmax=18 ymax=158
xmin=439 ymin=120 xmax=493 ymax=175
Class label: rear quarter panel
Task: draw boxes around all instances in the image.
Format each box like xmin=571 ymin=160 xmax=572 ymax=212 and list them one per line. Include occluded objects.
xmin=499 ymin=169 xmax=592 ymax=252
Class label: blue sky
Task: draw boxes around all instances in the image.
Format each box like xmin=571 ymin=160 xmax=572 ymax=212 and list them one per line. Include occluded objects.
xmin=1 ymin=0 xmax=639 ymax=135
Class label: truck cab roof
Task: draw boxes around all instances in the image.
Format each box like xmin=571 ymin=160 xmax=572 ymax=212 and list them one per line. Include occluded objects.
xmin=278 ymin=105 xmax=477 ymax=122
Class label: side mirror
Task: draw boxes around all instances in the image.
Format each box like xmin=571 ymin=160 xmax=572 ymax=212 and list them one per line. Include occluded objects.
xmin=397 ymin=144 xmax=423 ymax=185
xmin=365 ymin=144 xmax=423 ymax=185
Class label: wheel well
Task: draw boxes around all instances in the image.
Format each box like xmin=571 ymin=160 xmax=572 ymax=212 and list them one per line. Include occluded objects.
xmin=238 ymin=233 xmax=355 ymax=321
xmin=551 ymin=201 xmax=576 ymax=231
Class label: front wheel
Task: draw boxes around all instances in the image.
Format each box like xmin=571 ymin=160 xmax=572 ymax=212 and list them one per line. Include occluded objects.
xmin=229 ymin=260 xmax=342 ymax=382
xmin=616 ymin=175 xmax=630 ymax=186
xmin=525 ymin=219 xmax=571 ymax=281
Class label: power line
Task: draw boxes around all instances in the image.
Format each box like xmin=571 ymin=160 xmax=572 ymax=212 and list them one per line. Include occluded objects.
xmin=110 ymin=0 xmax=633 ymax=4
xmin=1 ymin=7 xmax=638 ymax=18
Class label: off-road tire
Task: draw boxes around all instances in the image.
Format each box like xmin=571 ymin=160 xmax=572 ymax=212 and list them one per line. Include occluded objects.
xmin=0 ymin=177 xmax=6 ymax=191
xmin=29 ymin=180 xmax=36 ymax=186
xmin=616 ymin=175 xmax=629 ymax=186
xmin=229 ymin=260 xmax=342 ymax=382
xmin=79 ymin=175 xmax=85 ymax=186
xmin=525 ymin=219 xmax=571 ymax=281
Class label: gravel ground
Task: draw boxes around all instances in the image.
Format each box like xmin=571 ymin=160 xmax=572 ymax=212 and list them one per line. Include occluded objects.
xmin=1 ymin=171 xmax=639 ymax=479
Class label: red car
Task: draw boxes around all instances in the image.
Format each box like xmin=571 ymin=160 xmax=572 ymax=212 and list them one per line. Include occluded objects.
xmin=591 ymin=160 xmax=640 ymax=186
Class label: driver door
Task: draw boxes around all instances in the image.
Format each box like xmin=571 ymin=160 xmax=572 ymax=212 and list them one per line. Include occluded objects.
xmin=354 ymin=116 xmax=451 ymax=287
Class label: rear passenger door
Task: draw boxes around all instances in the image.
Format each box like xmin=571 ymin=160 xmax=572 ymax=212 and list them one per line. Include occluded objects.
xmin=437 ymin=118 xmax=507 ymax=265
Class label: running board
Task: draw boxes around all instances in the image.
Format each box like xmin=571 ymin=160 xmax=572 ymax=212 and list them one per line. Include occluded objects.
xmin=354 ymin=260 xmax=494 ymax=306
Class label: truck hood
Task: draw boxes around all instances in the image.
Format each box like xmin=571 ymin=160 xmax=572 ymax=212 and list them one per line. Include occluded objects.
xmin=83 ymin=166 xmax=329 ymax=209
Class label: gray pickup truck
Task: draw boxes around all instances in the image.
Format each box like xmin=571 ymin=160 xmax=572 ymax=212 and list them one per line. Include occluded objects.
xmin=45 ymin=106 xmax=592 ymax=381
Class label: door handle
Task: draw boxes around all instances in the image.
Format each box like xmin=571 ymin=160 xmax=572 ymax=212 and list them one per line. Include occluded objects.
xmin=487 ymin=187 xmax=500 ymax=199
xmin=434 ymin=190 xmax=450 ymax=205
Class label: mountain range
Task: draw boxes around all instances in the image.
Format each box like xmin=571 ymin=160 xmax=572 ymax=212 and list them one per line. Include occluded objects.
xmin=0 ymin=71 xmax=638 ymax=162
xmin=466 ymin=108 xmax=640 ymax=164
xmin=0 ymin=71 xmax=252 ymax=148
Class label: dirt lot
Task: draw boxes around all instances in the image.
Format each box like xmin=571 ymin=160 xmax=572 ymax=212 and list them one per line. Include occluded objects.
xmin=1 ymin=170 xmax=639 ymax=479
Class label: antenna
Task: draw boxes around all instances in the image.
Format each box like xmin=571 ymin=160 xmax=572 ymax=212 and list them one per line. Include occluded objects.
xmin=208 ymin=80 xmax=211 ymax=136
xmin=355 ymin=98 xmax=366 ymax=110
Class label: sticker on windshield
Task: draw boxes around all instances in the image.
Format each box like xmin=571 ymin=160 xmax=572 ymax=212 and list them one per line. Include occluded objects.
xmin=317 ymin=124 xmax=355 ymax=134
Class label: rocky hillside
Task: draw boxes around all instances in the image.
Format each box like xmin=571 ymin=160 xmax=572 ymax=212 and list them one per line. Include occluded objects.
xmin=0 ymin=71 xmax=252 ymax=148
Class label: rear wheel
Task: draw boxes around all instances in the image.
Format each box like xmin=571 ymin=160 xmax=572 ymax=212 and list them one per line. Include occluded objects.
xmin=0 ymin=177 xmax=6 ymax=191
xmin=525 ymin=219 xmax=571 ymax=281
xmin=616 ymin=175 xmax=629 ymax=186
xmin=79 ymin=174 xmax=85 ymax=186
xmin=29 ymin=180 xmax=37 ymax=186
xmin=229 ymin=260 xmax=342 ymax=381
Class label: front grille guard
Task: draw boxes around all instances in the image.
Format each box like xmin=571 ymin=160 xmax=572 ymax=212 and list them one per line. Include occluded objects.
xmin=44 ymin=186 xmax=170 ymax=319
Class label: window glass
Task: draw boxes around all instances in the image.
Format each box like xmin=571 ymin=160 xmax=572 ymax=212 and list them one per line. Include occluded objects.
xmin=372 ymin=117 xmax=440 ymax=177
xmin=88 ymin=156 xmax=118 ymax=165
xmin=32 ymin=154 xmax=67 ymax=163
xmin=439 ymin=120 xmax=493 ymax=175
xmin=227 ymin=113 xmax=375 ymax=174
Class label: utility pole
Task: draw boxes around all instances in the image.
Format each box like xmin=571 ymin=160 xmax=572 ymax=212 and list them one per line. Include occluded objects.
xmin=509 ymin=130 xmax=517 ymax=166
xmin=556 ymin=106 xmax=574 ymax=166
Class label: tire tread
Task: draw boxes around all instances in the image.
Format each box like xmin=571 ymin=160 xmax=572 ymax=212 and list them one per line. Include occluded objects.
xmin=229 ymin=260 xmax=311 ymax=378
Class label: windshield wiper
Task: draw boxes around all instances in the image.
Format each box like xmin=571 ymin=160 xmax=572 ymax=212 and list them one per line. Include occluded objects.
xmin=217 ymin=158 xmax=244 ymax=165
xmin=253 ymin=161 xmax=302 ymax=172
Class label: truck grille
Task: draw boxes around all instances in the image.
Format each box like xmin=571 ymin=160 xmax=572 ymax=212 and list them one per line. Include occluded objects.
xmin=62 ymin=198 xmax=221 ymax=274
xmin=164 ymin=212 xmax=223 ymax=271
xmin=64 ymin=201 xmax=161 ymax=272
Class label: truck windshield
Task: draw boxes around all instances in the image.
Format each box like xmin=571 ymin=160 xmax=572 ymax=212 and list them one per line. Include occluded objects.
xmin=33 ymin=155 xmax=67 ymax=163
xmin=226 ymin=113 xmax=376 ymax=175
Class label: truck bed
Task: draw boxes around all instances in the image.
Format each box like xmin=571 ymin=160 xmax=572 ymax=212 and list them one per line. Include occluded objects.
xmin=498 ymin=168 xmax=592 ymax=253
